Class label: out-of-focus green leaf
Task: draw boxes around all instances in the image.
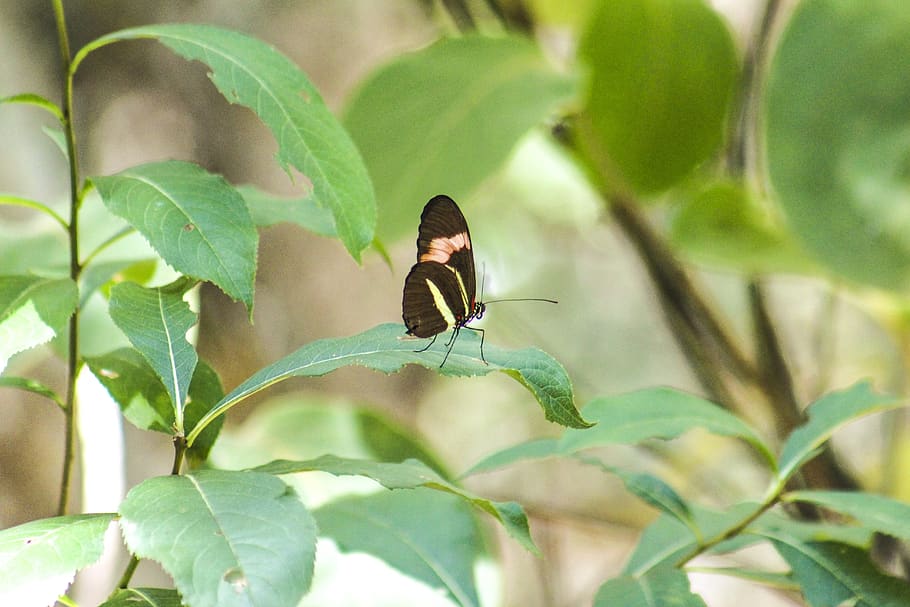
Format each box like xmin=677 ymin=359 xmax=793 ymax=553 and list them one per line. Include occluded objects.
xmin=92 ymin=161 xmax=257 ymax=310
xmin=777 ymin=382 xmax=903 ymax=484
xmin=0 ymin=93 xmax=63 ymax=120
xmin=593 ymin=566 xmax=708 ymax=607
xmin=670 ymin=181 xmax=816 ymax=274
xmin=253 ymin=455 xmax=536 ymax=555
xmin=119 ymin=470 xmax=316 ymax=607
xmin=784 ymin=490 xmax=910 ymax=542
xmin=108 ymin=281 xmax=198 ymax=428
xmin=464 ymin=387 xmax=772 ymax=475
xmin=80 ymin=258 xmax=157 ymax=306
xmin=0 ymin=276 xmax=78 ymax=373
xmin=766 ymin=0 xmax=910 ymax=291
xmin=187 ymin=323 xmax=590 ymax=447
xmin=237 ymin=184 xmax=336 ymax=235
xmin=76 ymin=24 xmax=375 ymax=262
xmin=0 ymin=376 xmax=63 ymax=408
xmin=344 ymin=35 xmax=576 ymax=243
xmin=315 ymin=489 xmax=484 ymax=607
xmin=0 ymin=514 xmax=115 ymax=607
xmin=769 ymin=536 xmax=910 ymax=607
xmin=577 ymin=0 xmax=737 ymax=194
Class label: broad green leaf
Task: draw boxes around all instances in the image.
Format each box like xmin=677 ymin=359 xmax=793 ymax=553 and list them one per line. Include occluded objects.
xmin=577 ymin=0 xmax=738 ymax=194
xmin=0 ymin=276 xmax=78 ymax=373
xmin=253 ymin=455 xmax=536 ymax=554
xmin=108 ymin=281 xmax=198 ymax=429
xmin=0 ymin=513 xmax=115 ymax=606
xmin=315 ymin=489 xmax=484 ymax=607
xmin=670 ymin=181 xmax=815 ymax=274
xmin=465 ymin=388 xmax=772 ymax=475
xmin=766 ymin=0 xmax=910 ymax=290
xmin=238 ymin=185 xmax=336 ymax=235
xmin=76 ymin=24 xmax=375 ymax=262
xmin=119 ymin=470 xmax=316 ymax=607
xmin=593 ymin=567 xmax=707 ymax=607
xmin=0 ymin=375 xmax=63 ymax=408
xmin=768 ymin=536 xmax=910 ymax=607
xmin=100 ymin=588 xmax=182 ymax=607
xmin=785 ymin=490 xmax=910 ymax=542
xmin=85 ymin=348 xmax=223 ymax=462
xmin=92 ymin=161 xmax=257 ymax=309
xmin=187 ymin=323 xmax=589 ymax=446
xmin=344 ymin=35 xmax=577 ymax=243
xmin=777 ymin=382 xmax=903 ymax=483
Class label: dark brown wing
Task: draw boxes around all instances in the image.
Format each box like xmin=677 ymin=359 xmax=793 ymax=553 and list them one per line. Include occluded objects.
xmin=415 ymin=195 xmax=476 ymax=307
xmin=403 ymin=261 xmax=470 ymax=338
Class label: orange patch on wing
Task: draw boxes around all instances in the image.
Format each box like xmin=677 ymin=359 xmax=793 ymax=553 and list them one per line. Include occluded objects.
xmin=419 ymin=232 xmax=470 ymax=263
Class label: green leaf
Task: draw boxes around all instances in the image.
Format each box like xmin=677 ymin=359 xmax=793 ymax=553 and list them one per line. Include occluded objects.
xmin=238 ymin=185 xmax=336 ymax=235
xmin=0 ymin=276 xmax=78 ymax=373
xmin=670 ymin=181 xmax=816 ymax=274
xmin=80 ymin=258 xmax=157 ymax=306
xmin=344 ymin=34 xmax=577 ymax=243
xmin=593 ymin=566 xmax=707 ymax=607
xmin=252 ymin=455 xmax=537 ymax=555
xmin=315 ymin=489 xmax=484 ymax=607
xmin=577 ymin=0 xmax=737 ymax=194
xmin=85 ymin=348 xmax=223 ymax=462
xmin=108 ymin=281 xmax=198 ymax=429
xmin=563 ymin=388 xmax=774 ymax=465
xmin=785 ymin=490 xmax=910 ymax=542
xmin=0 ymin=194 xmax=68 ymax=230
xmin=0 ymin=513 xmax=115 ymax=606
xmin=211 ymin=394 xmax=449 ymax=478
xmin=0 ymin=93 xmax=64 ymax=120
xmin=187 ymin=323 xmax=589 ymax=446
xmin=0 ymin=375 xmax=64 ymax=408
xmin=777 ymin=382 xmax=904 ymax=484
xmin=41 ymin=125 xmax=69 ymax=160
xmin=465 ymin=388 xmax=773 ymax=475
xmin=769 ymin=537 xmax=910 ymax=607
xmin=77 ymin=24 xmax=375 ymax=262
xmin=91 ymin=160 xmax=257 ymax=309
xmin=119 ymin=470 xmax=316 ymax=607
xmin=765 ymin=0 xmax=910 ymax=291
xmin=99 ymin=588 xmax=183 ymax=607
xmin=684 ymin=566 xmax=797 ymax=590
xmin=623 ymin=503 xmax=758 ymax=575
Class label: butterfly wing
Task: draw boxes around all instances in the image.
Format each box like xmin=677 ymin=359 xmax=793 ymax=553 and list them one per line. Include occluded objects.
xmin=415 ymin=195 xmax=476 ymax=307
xmin=403 ymin=261 xmax=471 ymax=337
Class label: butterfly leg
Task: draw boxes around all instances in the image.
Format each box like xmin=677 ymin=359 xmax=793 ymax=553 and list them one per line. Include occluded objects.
xmin=415 ymin=333 xmax=439 ymax=353
xmin=440 ymin=326 xmax=461 ymax=368
xmin=462 ymin=325 xmax=487 ymax=365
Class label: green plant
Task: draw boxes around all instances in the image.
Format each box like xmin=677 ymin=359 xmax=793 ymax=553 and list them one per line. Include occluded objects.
xmin=2 ymin=1 xmax=910 ymax=606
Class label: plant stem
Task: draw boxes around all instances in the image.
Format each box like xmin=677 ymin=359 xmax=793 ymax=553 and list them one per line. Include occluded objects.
xmin=116 ymin=556 xmax=140 ymax=590
xmin=53 ymin=0 xmax=83 ymax=516
xmin=675 ymin=498 xmax=777 ymax=568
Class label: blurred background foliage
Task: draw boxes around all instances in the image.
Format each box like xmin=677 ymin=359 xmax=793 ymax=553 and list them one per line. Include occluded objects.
xmin=2 ymin=1 xmax=910 ymax=605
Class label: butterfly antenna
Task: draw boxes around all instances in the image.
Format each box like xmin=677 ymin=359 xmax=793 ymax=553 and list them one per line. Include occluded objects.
xmin=483 ymin=297 xmax=558 ymax=305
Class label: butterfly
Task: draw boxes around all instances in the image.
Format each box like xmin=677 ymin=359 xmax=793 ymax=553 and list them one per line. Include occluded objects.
xmin=402 ymin=195 xmax=555 ymax=367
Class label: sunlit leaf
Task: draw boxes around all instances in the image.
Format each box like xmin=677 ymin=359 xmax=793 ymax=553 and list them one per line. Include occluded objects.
xmin=253 ymin=455 xmax=537 ymax=555
xmin=92 ymin=161 xmax=257 ymax=310
xmin=0 ymin=276 xmax=77 ymax=373
xmin=187 ymin=323 xmax=589 ymax=447
xmin=0 ymin=514 xmax=115 ymax=607
xmin=119 ymin=470 xmax=316 ymax=607
xmin=76 ymin=24 xmax=375 ymax=262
